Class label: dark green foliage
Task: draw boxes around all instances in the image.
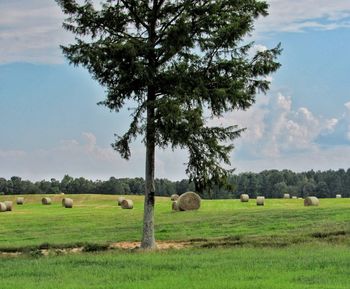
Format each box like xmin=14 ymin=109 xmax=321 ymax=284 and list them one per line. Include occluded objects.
xmin=55 ymin=0 xmax=281 ymax=192
xmin=1 ymin=168 xmax=350 ymax=198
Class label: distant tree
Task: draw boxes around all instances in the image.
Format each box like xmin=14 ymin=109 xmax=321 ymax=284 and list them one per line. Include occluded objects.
xmin=11 ymin=176 xmax=23 ymax=195
xmin=273 ymin=181 xmax=288 ymax=197
xmin=315 ymin=181 xmax=329 ymax=198
xmin=57 ymin=0 xmax=281 ymax=249
xmin=60 ymin=174 xmax=74 ymax=193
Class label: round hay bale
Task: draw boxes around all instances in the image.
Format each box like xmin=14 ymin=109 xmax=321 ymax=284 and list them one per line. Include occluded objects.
xmin=0 ymin=202 xmax=7 ymax=212
xmin=304 ymin=196 xmax=319 ymax=206
xmin=256 ymin=196 xmax=265 ymax=206
xmin=172 ymin=201 xmax=179 ymax=211
xmin=117 ymin=196 xmax=125 ymax=206
xmin=60 ymin=192 xmax=65 ymax=196
xmin=121 ymin=199 xmax=133 ymax=209
xmin=42 ymin=197 xmax=52 ymax=205
xmin=4 ymin=201 xmax=13 ymax=211
xmin=177 ymin=192 xmax=201 ymax=211
xmin=170 ymin=194 xmax=179 ymax=201
xmin=283 ymin=194 xmax=290 ymax=199
xmin=240 ymin=194 xmax=249 ymax=202
xmin=16 ymin=197 xmax=24 ymax=205
xmin=63 ymin=198 xmax=73 ymax=208
xmin=292 ymin=196 xmax=297 ymax=199
xmin=336 ymin=194 xmax=342 ymax=198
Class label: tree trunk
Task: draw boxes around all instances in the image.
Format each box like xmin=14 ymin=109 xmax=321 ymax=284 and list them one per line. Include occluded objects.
xmin=141 ymin=0 xmax=158 ymax=250
xmin=141 ymin=89 xmax=157 ymax=250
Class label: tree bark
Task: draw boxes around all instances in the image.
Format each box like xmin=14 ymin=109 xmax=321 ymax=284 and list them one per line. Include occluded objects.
xmin=141 ymin=0 xmax=158 ymax=250
xmin=141 ymin=91 xmax=157 ymax=249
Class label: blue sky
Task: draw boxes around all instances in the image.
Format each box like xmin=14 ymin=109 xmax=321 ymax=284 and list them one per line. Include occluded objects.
xmin=1 ymin=0 xmax=350 ymax=180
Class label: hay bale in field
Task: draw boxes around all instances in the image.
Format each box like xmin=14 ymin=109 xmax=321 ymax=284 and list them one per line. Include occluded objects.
xmin=4 ymin=201 xmax=13 ymax=211
xmin=240 ymin=194 xmax=249 ymax=202
xmin=256 ymin=196 xmax=265 ymax=206
xmin=42 ymin=197 xmax=52 ymax=205
xmin=60 ymin=192 xmax=65 ymax=196
xmin=292 ymin=196 xmax=297 ymax=199
xmin=16 ymin=197 xmax=24 ymax=205
xmin=63 ymin=198 xmax=73 ymax=208
xmin=117 ymin=196 xmax=125 ymax=206
xmin=304 ymin=196 xmax=319 ymax=206
xmin=121 ymin=199 xmax=133 ymax=209
xmin=172 ymin=201 xmax=179 ymax=211
xmin=0 ymin=202 xmax=6 ymax=212
xmin=170 ymin=194 xmax=179 ymax=201
xmin=177 ymin=192 xmax=201 ymax=211
xmin=336 ymin=194 xmax=342 ymax=198
xmin=283 ymin=194 xmax=290 ymax=199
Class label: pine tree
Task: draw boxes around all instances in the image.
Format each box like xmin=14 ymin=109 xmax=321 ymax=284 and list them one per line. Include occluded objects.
xmin=56 ymin=0 xmax=281 ymax=249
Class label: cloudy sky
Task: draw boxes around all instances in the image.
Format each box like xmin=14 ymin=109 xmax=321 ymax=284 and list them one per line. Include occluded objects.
xmin=1 ymin=0 xmax=350 ymax=181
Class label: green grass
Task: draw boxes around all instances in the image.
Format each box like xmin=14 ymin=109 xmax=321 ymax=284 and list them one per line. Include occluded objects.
xmin=0 ymin=194 xmax=349 ymax=249
xmin=1 ymin=194 xmax=350 ymax=289
xmin=1 ymin=245 xmax=349 ymax=289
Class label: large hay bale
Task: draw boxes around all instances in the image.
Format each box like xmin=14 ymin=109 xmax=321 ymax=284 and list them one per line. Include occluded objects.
xmin=117 ymin=196 xmax=125 ymax=206
xmin=177 ymin=192 xmax=201 ymax=211
xmin=283 ymin=194 xmax=290 ymax=199
xmin=240 ymin=194 xmax=249 ymax=202
xmin=42 ymin=197 xmax=52 ymax=205
xmin=172 ymin=201 xmax=179 ymax=211
xmin=256 ymin=196 xmax=265 ymax=206
xmin=63 ymin=198 xmax=73 ymax=208
xmin=292 ymin=196 xmax=297 ymax=199
xmin=16 ymin=197 xmax=24 ymax=205
xmin=4 ymin=201 xmax=13 ymax=211
xmin=0 ymin=202 xmax=6 ymax=212
xmin=121 ymin=199 xmax=133 ymax=209
xmin=304 ymin=196 xmax=319 ymax=206
xmin=170 ymin=194 xmax=179 ymax=201
xmin=336 ymin=194 xmax=342 ymax=198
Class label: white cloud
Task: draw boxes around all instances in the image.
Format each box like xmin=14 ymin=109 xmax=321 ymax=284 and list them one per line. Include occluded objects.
xmin=344 ymin=101 xmax=350 ymax=111
xmin=234 ymin=145 xmax=350 ymax=173
xmin=0 ymin=0 xmax=70 ymax=64
xmin=324 ymin=118 xmax=339 ymax=132
xmin=218 ymin=92 xmax=347 ymax=161
xmin=255 ymin=0 xmax=350 ymax=35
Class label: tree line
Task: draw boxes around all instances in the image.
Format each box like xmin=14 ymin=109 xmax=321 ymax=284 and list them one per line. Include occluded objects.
xmin=1 ymin=169 xmax=349 ymax=199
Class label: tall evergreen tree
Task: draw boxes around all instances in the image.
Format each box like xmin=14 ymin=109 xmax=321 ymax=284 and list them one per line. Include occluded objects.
xmin=56 ymin=0 xmax=281 ymax=249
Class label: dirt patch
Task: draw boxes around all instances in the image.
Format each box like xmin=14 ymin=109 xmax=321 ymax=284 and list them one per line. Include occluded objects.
xmin=0 ymin=252 xmax=21 ymax=257
xmin=311 ymin=230 xmax=347 ymax=239
xmin=41 ymin=247 xmax=84 ymax=256
xmin=109 ymin=240 xmax=190 ymax=250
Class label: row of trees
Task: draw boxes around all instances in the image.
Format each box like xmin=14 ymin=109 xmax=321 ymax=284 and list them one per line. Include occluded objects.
xmin=1 ymin=169 xmax=349 ymax=198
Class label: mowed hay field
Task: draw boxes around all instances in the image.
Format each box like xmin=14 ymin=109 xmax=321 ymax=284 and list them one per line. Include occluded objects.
xmin=0 ymin=194 xmax=350 ymax=289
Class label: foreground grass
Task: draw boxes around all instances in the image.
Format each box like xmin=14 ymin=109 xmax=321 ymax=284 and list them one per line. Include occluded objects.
xmin=0 ymin=195 xmax=349 ymax=249
xmin=1 ymin=245 xmax=349 ymax=289
xmin=1 ymin=195 xmax=349 ymax=289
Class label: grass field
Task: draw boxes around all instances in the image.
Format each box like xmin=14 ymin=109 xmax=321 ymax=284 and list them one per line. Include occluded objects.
xmin=0 ymin=194 xmax=349 ymax=288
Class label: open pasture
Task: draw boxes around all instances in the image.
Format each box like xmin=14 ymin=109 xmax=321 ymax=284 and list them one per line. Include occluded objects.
xmin=0 ymin=195 xmax=349 ymax=289
xmin=0 ymin=194 xmax=349 ymax=249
